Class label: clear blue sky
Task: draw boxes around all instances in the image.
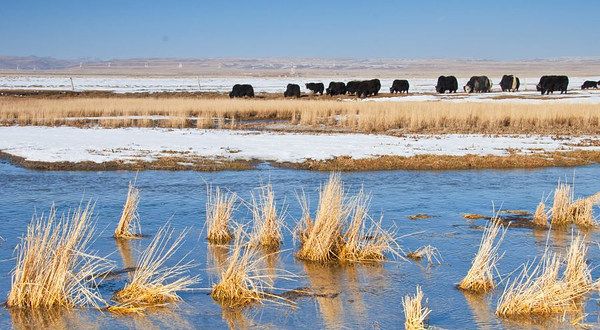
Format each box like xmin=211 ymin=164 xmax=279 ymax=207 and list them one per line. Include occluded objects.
xmin=1 ymin=0 xmax=599 ymax=60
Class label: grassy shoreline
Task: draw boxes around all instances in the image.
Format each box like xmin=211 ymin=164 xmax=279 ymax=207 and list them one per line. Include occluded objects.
xmin=2 ymin=150 xmax=599 ymax=172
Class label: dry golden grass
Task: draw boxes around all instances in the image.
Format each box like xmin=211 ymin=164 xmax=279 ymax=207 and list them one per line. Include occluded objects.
xmin=402 ymin=285 xmax=431 ymax=330
xmin=533 ymin=200 xmax=549 ymax=228
xmin=550 ymin=180 xmax=598 ymax=227
xmin=7 ymin=202 xmax=110 ymax=309
xmin=563 ymin=234 xmax=593 ymax=291
xmin=206 ymin=185 xmax=237 ymax=244
xmin=551 ymin=180 xmax=573 ymax=226
xmin=250 ymin=183 xmax=284 ymax=250
xmin=109 ymin=225 xmax=198 ymax=314
xmin=407 ymin=245 xmax=442 ymax=264
xmin=114 ymin=179 xmax=142 ymax=239
xmin=495 ymin=242 xmax=593 ymax=319
xmin=296 ymin=173 xmax=347 ymax=263
xmin=296 ymin=174 xmax=399 ymax=263
xmin=338 ymin=190 xmax=399 ymax=263
xmin=1 ymin=97 xmax=599 ymax=135
xmin=211 ymin=227 xmax=293 ymax=308
xmin=288 ymin=150 xmax=600 ymax=172
xmin=458 ymin=218 xmax=506 ymax=293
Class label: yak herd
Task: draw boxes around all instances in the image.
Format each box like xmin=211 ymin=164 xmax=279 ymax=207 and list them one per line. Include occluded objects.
xmin=229 ymin=75 xmax=600 ymax=98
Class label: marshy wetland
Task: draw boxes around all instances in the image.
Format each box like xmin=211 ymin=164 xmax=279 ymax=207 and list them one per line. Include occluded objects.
xmin=0 ymin=160 xmax=599 ymax=329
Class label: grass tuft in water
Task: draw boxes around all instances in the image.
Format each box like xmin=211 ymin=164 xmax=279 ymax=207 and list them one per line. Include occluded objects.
xmin=250 ymin=183 xmax=284 ymax=250
xmin=7 ymin=202 xmax=110 ymax=309
xmin=114 ymin=179 xmax=142 ymax=239
xmin=402 ymin=285 xmax=431 ymax=330
xmin=109 ymin=225 xmax=198 ymax=314
xmin=458 ymin=217 xmax=506 ymax=293
xmin=496 ymin=232 xmax=594 ymax=319
xmin=206 ymin=185 xmax=237 ymax=244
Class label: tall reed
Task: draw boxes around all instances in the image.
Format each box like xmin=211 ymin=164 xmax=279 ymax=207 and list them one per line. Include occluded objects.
xmin=458 ymin=218 xmax=506 ymax=292
xmin=114 ymin=179 xmax=142 ymax=238
xmin=250 ymin=183 xmax=284 ymax=250
xmin=110 ymin=225 xmax=198 ymax=314
xmin=7 ymin=202 xmax=109 ymax=309
xmin=206 ymin=185 xmax=237 ymax=244
xmin=496 ymin=233 xmax=594 ymax=318
xmin=296 ymin=173 xmax=347 ymax=262
xmin=402 ymin=286 xmax=431 ymax=330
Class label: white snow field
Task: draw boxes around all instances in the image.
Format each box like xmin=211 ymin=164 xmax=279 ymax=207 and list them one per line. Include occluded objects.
xmin=0 ymin=126 xmax=598 ymax=165
xmin=1 ymin=76 xmax=600 ymax=103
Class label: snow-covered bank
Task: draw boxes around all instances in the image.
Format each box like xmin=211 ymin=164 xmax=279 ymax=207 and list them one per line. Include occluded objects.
xmin=0 ymin=127 xmax=598 ymax=165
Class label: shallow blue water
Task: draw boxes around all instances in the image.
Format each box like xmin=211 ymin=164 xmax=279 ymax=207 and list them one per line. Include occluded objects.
xmin=0 ymin=161 xmax=598 ymax=329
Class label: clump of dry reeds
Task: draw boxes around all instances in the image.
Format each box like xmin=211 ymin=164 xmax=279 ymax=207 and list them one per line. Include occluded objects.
xmin=296 ymin=173 xmax=347 ymax=262
xmin=114 ymin=179 xmax=142 ymax=239
xmin=250 ymin=183 xmax=284 ymax=250
xmin=206 ymin=185 xmax=237 ymax=244
xmin=211 ymin=227 xmax=293 ymax=307
xmin=550 ymin=180 xmax=573 ymax=226
xmin=338 ymin=190 xmax=398 ymax=262
xmin=402 ymin=285 xmax=431 ymax=330
xmin=7 ymin=202 xmax=110 ymax=309
xmin=109 ymin=225 xmax=198 ymax=314
xmin=458 ymin=218 xmax=506 ymax=292
xmin=296 ymin=174 xmax=399 ymax=263
xmin=407 ymin=245 xmax=442 ymax=264
xmin=549 ymin=180 xmax=598 ymax=227
xmin=533 ymin=199 xmax=548 ymax=228
xmin=496 ymin=233 xmax=594 ymax=319
xmin=563 ymin=234 xmax=593 ymax=291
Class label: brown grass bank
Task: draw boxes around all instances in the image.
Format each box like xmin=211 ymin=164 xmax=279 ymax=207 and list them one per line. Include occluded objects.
xmin=2 ymin=150 xmax=600 ymax=172
xmin=1 ymin=96 xmax=599 ymax=135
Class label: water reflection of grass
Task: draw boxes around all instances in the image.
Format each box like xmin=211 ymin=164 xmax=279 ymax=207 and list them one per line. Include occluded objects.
xmin=9 ymin=307 xmax=100 ymax=330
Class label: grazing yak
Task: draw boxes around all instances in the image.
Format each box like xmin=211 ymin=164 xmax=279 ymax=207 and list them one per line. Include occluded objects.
xmin=536 ymin=75 xmax=569 ymax=95
xmin=229 ymin=84 xmax=254 ymax=98
xmin=500 ymin=75 xmax=520 ymax=92
xmin=435 ymin=76 xmax=458 ymax=93
xmin=305 ymin=82 xmax=324 ymax=95
xmin=356 ymin=79 xmax=381 ymax=98
xmin=346 ymin=81 xmax=361 ymax=95
xmin=390 ymin=79 xmax=410 ymax=94
xmin=581 ymin=80 xmax=598 ymax=89
xmin=326 ymin=82 xmax=346 ymax=96
xmin=284 ymin=83 xmax=301 ymax=98
xmin=464 ymin=76 xmax=492 ymax=93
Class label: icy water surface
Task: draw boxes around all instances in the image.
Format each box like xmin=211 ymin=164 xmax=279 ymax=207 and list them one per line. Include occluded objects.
xmin=0 ymin=161 xmax=599 ymax=329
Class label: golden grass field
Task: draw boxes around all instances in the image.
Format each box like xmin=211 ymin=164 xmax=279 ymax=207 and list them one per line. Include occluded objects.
xmin=1 ymin=95 xmax=599 ymax=135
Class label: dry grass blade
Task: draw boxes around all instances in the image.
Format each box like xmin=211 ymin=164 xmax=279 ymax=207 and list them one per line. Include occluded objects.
xmin=407 ymin=245 xmax=442 ymax=264
xmin=109 ymin=225 xmax=198 ymax=314
xmin=296 ymin=173 xmax=347 ymax=263
xmin=250 ymin=183 xmax=284 ymax=250
xmin=458 ymin=217 xmax=506 ymax=292
xmin=206 ymin=184 xmax=237 ymax=244
xmin=114 ymin=179 xmax=142 ymax=239
xmin=7 ymin=202 xmax=110 ymax=309
xmin=402 ymin=285 xmax=431 ymax=330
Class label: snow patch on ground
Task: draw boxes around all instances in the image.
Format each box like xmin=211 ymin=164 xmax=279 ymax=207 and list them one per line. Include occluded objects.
xmin=0 ymin=127 xmax=597 ymax=164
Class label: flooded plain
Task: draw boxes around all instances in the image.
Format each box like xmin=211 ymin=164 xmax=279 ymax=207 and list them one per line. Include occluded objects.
xmin=0 ymin=161 xmax=598 ymax=329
